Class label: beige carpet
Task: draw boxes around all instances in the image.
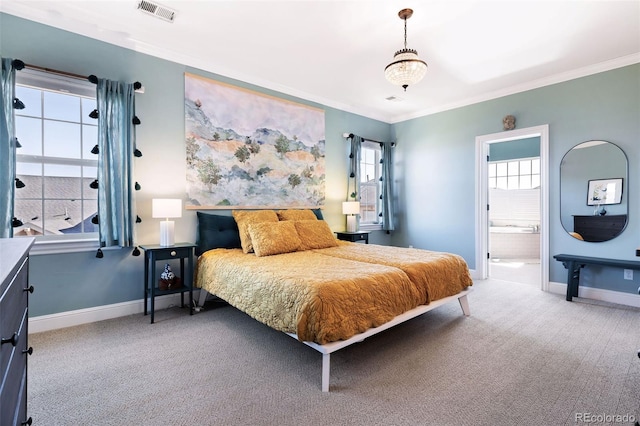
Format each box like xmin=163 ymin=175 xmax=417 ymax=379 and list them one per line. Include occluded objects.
xmin=28 ymin=277 xmax=640 ymax=426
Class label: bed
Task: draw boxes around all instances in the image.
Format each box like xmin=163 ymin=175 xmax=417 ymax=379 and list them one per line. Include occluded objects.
xmin=194 ymin=210 xmax=473 ymax=391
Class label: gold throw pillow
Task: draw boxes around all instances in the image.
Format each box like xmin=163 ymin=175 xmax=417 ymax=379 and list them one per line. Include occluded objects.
xmin=232 ymin=210 xmax=279 ymax=253
xmin=295 ymin=220 xmax=338 ymax=250
xmin=277 ymin=209 xmax=318 ymax=221
xmin=248 ymin=221 xmax=302 ymax=257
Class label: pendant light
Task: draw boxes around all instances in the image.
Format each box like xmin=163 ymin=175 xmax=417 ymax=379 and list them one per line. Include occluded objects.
xmin=384 ymin=8 xmax=428 ymax=91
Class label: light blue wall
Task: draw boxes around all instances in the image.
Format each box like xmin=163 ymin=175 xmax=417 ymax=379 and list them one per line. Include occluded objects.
xmin=0 ymin=13 xmax=391 ymax=316
xmin=2 ymin=13 xmax=639 ymax=316
xmin=391 ymin=64 xmax=640 ymax=294
xmin=489 ymin=137 xmax=540 ymax=161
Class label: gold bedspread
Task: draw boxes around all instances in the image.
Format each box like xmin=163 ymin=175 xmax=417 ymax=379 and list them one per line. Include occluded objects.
xmin=195 ymin=248 xmax=423 ymax=344
xmin=313 ymin=242 xmax=473 ymax=304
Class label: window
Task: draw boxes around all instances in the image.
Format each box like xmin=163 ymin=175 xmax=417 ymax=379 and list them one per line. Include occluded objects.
xmin=489 ymin=157 xmax=540 ymax=190
xmin=359 ymin=141 xmax=382 ymax=227
xmin=13 ymin=69 xmax=98 ymax=244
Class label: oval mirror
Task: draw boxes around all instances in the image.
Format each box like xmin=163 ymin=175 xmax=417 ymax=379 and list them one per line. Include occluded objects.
xmin=560 ymin=140 xmax=628 ymax=242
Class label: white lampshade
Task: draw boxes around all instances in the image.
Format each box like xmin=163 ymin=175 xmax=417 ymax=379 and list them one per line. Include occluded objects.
xmin=342 ymin=201 xmax=360 ymax=215
xmin=152 ymin=199 xmax=182 ymax=246
xmin=152 ymin=199 xmax=182 ymax=219
xmin=342 ymin=201 xmax=360 ymax=233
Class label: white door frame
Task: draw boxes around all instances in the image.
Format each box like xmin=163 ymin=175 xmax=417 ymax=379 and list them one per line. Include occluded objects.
xmin=474 ymin=125 xmax=550 ymax=291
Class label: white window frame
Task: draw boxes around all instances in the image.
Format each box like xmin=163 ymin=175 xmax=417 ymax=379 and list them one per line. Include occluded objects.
xmin=14 ymin=69 xmax=100 ymax=255
xmin=359 ymin=141 xmax=382 ymax=231
xmin=488 ymin=157 xmax=540 ymax=190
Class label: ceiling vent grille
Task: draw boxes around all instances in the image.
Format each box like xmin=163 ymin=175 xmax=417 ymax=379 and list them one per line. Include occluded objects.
xmin=137 ymin=0 xmax=176 ymax=23
xmin=385 ymin=96 xmax=403 ymax=102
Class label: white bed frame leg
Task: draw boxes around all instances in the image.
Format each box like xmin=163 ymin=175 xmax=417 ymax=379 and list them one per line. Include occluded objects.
xmin=197 ymin=288 xmax=208 ymax=307
xmin=458 ymin=294 xmax=470 ymax=316
xmin=322 ymin=353 xmax=330 ymax=392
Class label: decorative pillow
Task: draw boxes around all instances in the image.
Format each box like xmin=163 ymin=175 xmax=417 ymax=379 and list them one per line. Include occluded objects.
xmin=248 ymin=221 xmax=302 ymax=257
xmin=232 ymin=210 xmax=279 ymax=253
xmin=277 ymin=209 xmax=318 ymax=221
xmin=196 ymin=212 xmax=241 ymax=256
xmin=294 ymin=220 xmax=338 ymax=250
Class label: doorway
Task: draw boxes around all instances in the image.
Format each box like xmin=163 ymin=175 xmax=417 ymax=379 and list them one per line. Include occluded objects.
xmin=488 ymin=141 xmax=540 ymax=286
xmin=475 ymin=125 xmax=549 ymax=291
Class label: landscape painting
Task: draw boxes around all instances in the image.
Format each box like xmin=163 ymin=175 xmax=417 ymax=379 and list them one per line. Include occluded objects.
xmin=184 ymin=73 xmax=326 ymax=209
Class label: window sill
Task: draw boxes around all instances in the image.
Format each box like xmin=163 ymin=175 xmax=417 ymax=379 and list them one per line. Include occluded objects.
xmin=28 ymin=238 xmax=101 ymax=256
xmin=359 ymin=223 xmax=383 ymax=232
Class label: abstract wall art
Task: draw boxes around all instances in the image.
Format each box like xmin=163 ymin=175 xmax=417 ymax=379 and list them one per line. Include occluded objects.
xmin=184 ymin=73 xmax=326 ymax=209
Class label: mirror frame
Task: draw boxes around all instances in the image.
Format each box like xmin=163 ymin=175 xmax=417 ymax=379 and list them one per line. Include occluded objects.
xmin=560 ymin=140 xmax=628 ymax=242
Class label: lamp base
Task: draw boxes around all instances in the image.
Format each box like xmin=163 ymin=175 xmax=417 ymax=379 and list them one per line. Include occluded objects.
xmin=159 ymin=220 xmax=175 ymax=246
xmin=346 ymin=215 xmax=357 ymax=233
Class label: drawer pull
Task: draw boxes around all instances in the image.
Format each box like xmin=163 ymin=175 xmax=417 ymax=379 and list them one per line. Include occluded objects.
xmin=23 ymin=346 xmax=33 ymax=356
xmin=170 ymin=250 xmax=177 ymax=256
xmin=1 ymin=332 xmax=18 ymax=346
xmin=21 ymin=417 xmax=33 ymax=426
xmin=24 ymin=285 xmax=34 ymax=293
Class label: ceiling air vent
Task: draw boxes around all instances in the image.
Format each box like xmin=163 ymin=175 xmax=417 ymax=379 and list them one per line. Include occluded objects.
xmin=137 ymin=0 xmax=176 ymax=23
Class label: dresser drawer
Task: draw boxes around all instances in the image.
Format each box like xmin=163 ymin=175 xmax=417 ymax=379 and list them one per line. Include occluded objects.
xmin=0 ymin=238 xmax=33 ymax=426
xmin=0 ymin=332 xmax=27 ymax=426
xmin=0 ymin=257 xmax=28 ymax=382
xmin=0 ymin=309 xmax=27 ymax=388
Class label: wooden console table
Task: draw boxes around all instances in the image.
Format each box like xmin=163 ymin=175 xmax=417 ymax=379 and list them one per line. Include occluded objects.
xmin=553 ymin=254 xmax=640 ymax=301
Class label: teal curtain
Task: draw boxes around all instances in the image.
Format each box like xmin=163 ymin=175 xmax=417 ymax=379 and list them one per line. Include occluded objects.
xmin=348 ymin=135 xmax=362 ymax=200
xmin=380 ymin=142 xmax=395 ymax=231
xmin=96 ymin=79 xmax=136 ymax=248
xmin=0 ymin=58 xmax=17 ymax=238
xmin=348 ymin=135 xmax=362 ymax=229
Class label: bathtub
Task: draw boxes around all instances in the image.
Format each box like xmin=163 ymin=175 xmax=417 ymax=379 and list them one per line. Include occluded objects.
xmin=490 ymin=226 xmax=538 ymax=234
xmin=490 ymin=226 xmax=540 ymax=259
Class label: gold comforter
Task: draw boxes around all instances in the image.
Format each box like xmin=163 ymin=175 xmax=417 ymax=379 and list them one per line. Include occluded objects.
xmin=314 ymin=242 xmax=473 ymax=304
xmin=196 ymin=244 xmax=472 ymax=344
xmin=196 ymin=248 xmax=422 ymax=344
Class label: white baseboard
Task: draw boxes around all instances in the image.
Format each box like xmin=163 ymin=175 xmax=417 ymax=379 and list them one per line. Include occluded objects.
xmin=30 ymin=282 xmax=638 ymax=334
xmin=548 ymin=281 xmax=640 ymax=308
xmin=469 ymin=268 xmax=479 ymax=280
xmin=29 ymin=290 xmax=202 ymax=334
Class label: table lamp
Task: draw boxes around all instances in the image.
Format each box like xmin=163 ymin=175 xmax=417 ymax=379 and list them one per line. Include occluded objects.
xmin=152 ymin=198 xmax=182 ymax=246
xmin=342 ymin=201 xmax=360 ymax=233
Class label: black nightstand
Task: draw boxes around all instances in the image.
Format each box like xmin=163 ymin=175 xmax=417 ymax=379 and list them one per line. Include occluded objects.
xmin=335 ymin=231 xmax=370 ymax=244
xmin=140 ymin=243 xmax=196 ymax=323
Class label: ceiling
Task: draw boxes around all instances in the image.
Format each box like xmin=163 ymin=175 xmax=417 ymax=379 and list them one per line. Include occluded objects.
xmin=2 ymin=1 xmax=639 ymax=123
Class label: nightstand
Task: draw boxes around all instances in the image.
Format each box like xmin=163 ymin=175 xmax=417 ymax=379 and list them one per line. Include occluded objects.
xmin=335 ymin=231 xmax=370 ymax=244
xmin=140 ymin=243 xmax=195 ymax=324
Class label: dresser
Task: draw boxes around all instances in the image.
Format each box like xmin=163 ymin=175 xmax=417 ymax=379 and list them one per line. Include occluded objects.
xmin=0 ymin=238 xmax=34 ymax=426
xmin=573 ymin=215 xmax=627 ymax=242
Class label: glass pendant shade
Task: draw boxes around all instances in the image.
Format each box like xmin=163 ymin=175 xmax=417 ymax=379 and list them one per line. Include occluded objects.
xmin=384 ymin=8 xmax=427 ymax=91
xmin=384 ymin=48 xmax=428 ymax=90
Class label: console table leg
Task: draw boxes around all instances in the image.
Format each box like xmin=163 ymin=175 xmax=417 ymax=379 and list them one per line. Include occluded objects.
xmin=562 ymin=260 xmax=583 ymax=301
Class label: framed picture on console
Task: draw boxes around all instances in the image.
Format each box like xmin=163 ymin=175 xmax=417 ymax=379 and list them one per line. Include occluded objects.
xmin=587 ymin=178 xmax=623 ymax=205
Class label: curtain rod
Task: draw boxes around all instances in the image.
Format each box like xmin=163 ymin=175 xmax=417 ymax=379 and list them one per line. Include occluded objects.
xmin=343 ymin=132 xmax=394 ymax=146
xmin=22 ymin=62 xmax=143 ymax=91
xmin=23 ymin=63 xmax=89 ymax=81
